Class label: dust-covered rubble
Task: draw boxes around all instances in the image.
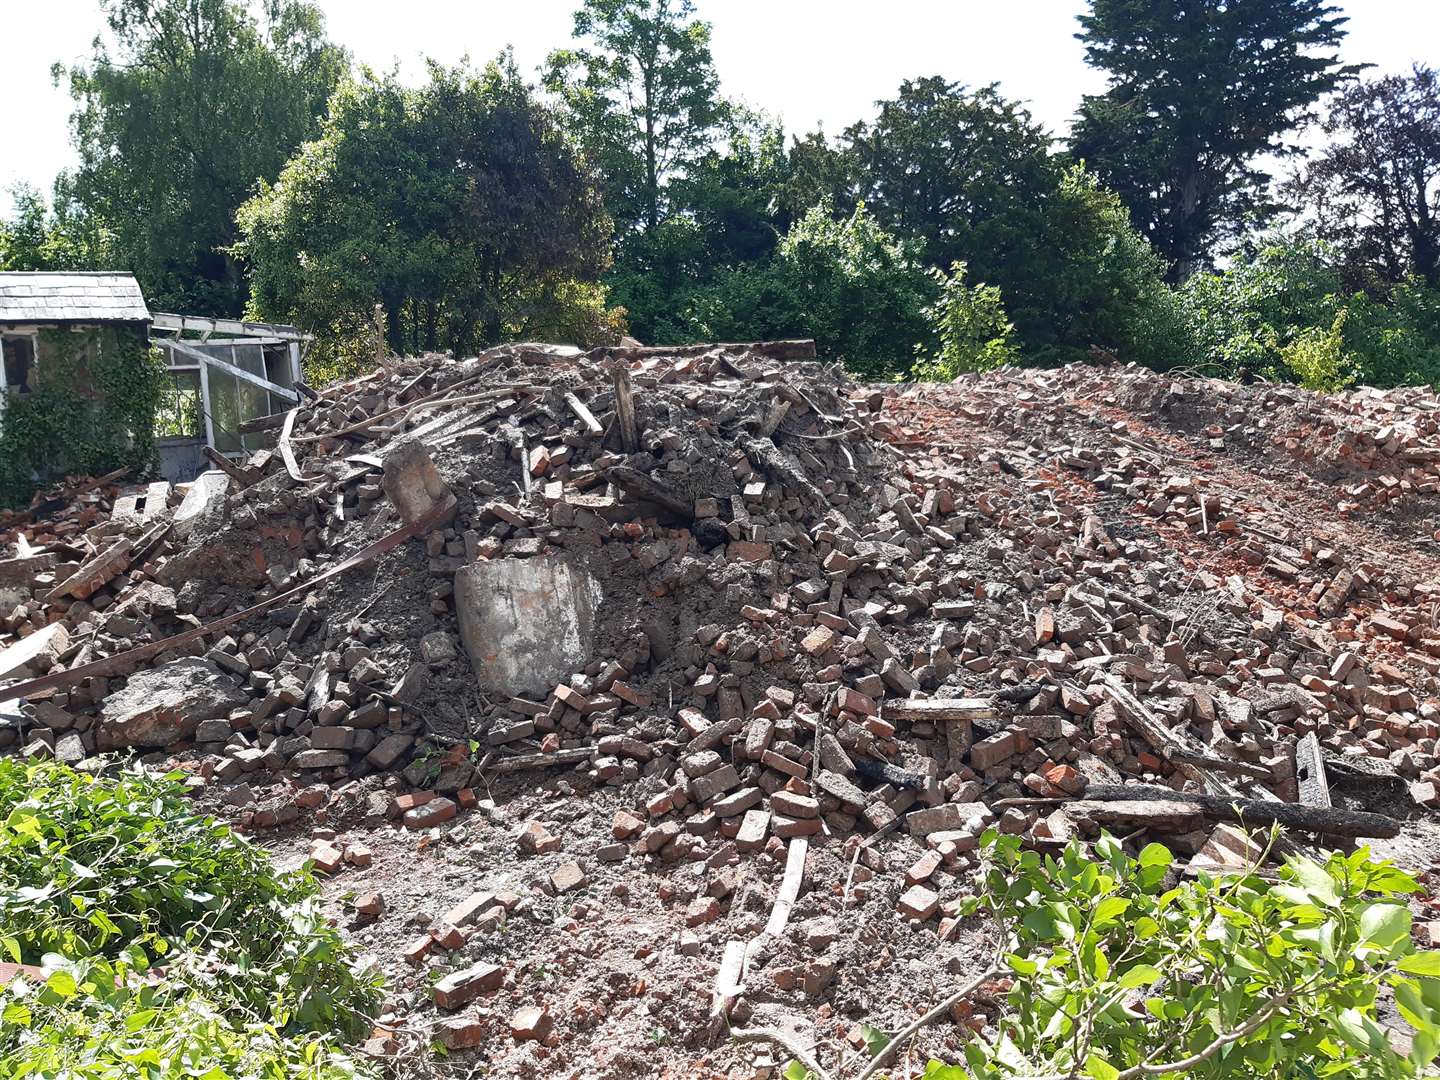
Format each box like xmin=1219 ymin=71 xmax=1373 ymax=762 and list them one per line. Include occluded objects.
xmin=6 ymin=347 xmax=1440 ymax=1074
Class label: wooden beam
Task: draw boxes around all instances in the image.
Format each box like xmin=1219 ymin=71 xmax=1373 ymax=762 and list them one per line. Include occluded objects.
xmin=150 ymin=311 xmax=308 ymax=340
xmin=882 ymin=698 xmax=997 ymax=723
xmin=165 ymin=339 xmax=301 ymax=402
xmin=1083 ymin=783 xmax=1400 ymax=839
xmin=563 ymin=391 xmax=604 ymax=436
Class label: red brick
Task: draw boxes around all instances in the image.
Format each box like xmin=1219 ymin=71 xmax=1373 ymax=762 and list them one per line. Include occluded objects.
xmin=897 ymin=884 xmax=939 ymax=920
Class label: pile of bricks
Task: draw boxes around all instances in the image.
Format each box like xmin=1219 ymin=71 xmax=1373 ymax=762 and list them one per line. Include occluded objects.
xmin=1 ymin=345 xmax=1437 ymax=924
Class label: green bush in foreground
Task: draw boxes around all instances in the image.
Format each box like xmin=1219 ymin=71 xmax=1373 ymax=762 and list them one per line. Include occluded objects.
xmin=0 ymin=760 xmax=381 ymax=1078
xmin=929 ymin=831 xmax=1440 ymax=1079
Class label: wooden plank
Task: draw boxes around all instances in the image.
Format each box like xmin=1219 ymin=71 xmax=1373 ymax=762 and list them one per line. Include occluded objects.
xmin=165 ymin=339 xmax=301 ymax=401
xmin=1067 ymin=799 xmax=1206 ymax=832
xmin=1295 ymin=732 xmax=1332 ymax=809
xmin=764 ymin=836 xmax=808 ymax=939
xmin=710 ymin=939 xmax=746 ymax=1020
xmin=563 ymin=391 xmax=604 ymax=436
xmin=202 ymin=446 xmax=259 ymax=487
xmin=151 ymin=311 xmax=307 ymax=339
xmin=882 ymin=698 xmax=996 ymax=723
xmin=485 ymin=747 xmax=592 ymax=773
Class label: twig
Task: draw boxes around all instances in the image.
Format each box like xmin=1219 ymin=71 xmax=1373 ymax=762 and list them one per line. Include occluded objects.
xmin=854 ymin=964 xmax=1003 ymax=1080
xmin=730 ymin=1026 xmax=833 ymax=1080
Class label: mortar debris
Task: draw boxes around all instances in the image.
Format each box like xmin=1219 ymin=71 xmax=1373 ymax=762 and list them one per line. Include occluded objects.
xmin=6 ymin=345 xmax=1440 ymax=1076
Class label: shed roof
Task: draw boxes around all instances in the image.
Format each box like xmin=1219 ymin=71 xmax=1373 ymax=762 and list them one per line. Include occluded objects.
xmin=0 ymin=272 xmax=150 ymax=325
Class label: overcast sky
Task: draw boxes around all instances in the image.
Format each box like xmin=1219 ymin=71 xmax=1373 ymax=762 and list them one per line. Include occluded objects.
xmin=4 ymin=0 xmax=1438 ymax=215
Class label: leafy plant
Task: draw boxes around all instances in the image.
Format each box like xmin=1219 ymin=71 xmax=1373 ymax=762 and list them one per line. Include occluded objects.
xmin=0 ymin=759 xmax=382 ymax=1036
xmin=1 ymin=954 xmax=372 ymax=1080
xmin=1282 ymin=308 xmax=1357 ymax=392
xmin=912 ymin=262 xmax=1019 ymax=380
xmin=948 ymin=829 xmax=1440 ymax=1079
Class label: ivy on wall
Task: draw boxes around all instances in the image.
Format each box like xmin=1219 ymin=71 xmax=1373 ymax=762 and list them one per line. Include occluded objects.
xmin=0 ymin=326 xmax=167 ymax=509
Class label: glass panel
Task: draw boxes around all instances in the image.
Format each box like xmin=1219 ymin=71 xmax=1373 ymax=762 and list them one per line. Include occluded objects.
xmin=207 ymin=364 xmax=242 ymax=455
xmin=156 ymin=371 xmax=202 ymax=438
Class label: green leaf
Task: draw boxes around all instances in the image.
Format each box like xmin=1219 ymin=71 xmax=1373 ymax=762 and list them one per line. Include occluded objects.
xmin=782 ymin=1061 xmax=812 ymax=1080
xmin=1084 ymin=1052 xmax=1121 ymax=1080
xmin=859 ymin=1023 xmax=891 ymax=1057
xmin=1334 ymin=1008 xmax=1389 ymax=1054
xmin=1138 ymin=843 xmax=1171 ymax=868
xmin=1359 ymin=902 xmax=1412 ymax=951
xmin=1006 ymin=954 xmax=1038 ymax=976
xmin=1401 ymin=953 xmax=1440 ymax=978
xmin=1286 ymin=855 xmax=1340 ymax=907
xmin=1118 ymin=963 xmax=1163 ymax=989
xmin=1394 ymin=979 xmax=1434 ymax=1034
xmin=2 ymin=1002 xmax=31 ymax=1027
xmin=922 ymin=1063 xmax=968 ymax=1080
xmin=1094 ymin=896 xmax=1131 ymax=924
xmin=44 ymin=971 xmax=77 ymax=999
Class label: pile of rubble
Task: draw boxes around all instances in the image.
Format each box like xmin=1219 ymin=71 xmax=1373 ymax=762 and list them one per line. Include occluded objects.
xmin=4 ymin=344 xmax=1440 ymax=1071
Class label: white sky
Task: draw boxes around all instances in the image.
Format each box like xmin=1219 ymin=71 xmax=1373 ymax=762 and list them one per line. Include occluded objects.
xmin=4 ymin=0 xmax=1438 ymax=215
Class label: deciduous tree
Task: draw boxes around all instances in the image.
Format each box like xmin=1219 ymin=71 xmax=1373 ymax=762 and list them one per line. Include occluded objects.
xmin=1288 ymin=64 xmax=1440 ymax=292
xmin=56 ymin=0 xmax=346 ymax=314
xmin=545 ymin=0 xmax=727 ymax=238
xmin=236 ymin=59 xmax=615 ymax=359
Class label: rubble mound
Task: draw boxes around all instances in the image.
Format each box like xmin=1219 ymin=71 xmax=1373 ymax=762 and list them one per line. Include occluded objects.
xmin=5 ymin=347 xmax=1440 ymax=1074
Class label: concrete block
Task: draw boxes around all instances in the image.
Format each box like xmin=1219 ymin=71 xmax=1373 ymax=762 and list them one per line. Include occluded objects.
xmin=454 ymin=555 xmax=602 ymax=697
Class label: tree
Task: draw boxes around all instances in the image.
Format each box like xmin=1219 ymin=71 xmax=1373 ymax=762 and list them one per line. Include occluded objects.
xmin=1035 ymin=165 xmax=1193 ymax=368
xmin=0 ymin=182 xmax=115 ymax=272
xmin=1287 ymin=64 xmax=1440 ymax=293
xmin=844 ymin=78 xmax=1056 ymax=274
xmin=56 ymin=0 xmax=347 ymax=314
xmin=545 ymin=0 xmax=727 ymax=238
xmin=1071 ymin=0 xmax=1360 ymax=278
xmin=236 ymin=59 xmax=615 ymax=361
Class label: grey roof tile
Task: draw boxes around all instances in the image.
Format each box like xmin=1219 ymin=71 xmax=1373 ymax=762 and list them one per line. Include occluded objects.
xmin=0 ymin=272 xmax=149 ymax=323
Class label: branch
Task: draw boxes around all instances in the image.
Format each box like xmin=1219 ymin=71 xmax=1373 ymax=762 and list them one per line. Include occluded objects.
xmin=1117 ymin=979 xmax=1315 ymax=1078
xmin=730 ymin=1025 xmax=833 ymax=1080
xmin=853 ymin=965 xmax=1003 ymax=1080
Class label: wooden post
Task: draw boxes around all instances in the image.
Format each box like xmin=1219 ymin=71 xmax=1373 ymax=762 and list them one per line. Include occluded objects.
xmin=610 ymin=362 xmax=639 ymax=453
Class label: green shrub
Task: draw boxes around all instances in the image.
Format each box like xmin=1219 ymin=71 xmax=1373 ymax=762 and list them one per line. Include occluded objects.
xmin=0 ymin=760 xmax=381 ymax=1038
xmin=1 ymin=956 xmax=372 ymax=1080
xmin=911 ymin=262 xmax=1019 ymax=380
xmin=937 ymin=830 xmax=1440 ymax=1079
xmin=684 ymin=201 xmax=937 ymax=378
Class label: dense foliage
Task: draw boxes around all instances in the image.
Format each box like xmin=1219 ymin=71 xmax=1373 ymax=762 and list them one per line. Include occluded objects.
xmin=1180 ymin=238 xmax=1440 ymax=389
xmin=0 ymin=759 xmax=381 ymax=1077
xmin=0 ymin=328 xmax=167 ymax=509
xmin=237 ymin=57 xmax=617 ymax=359
xmin=1287 ymin=64 xmax=1440 ymax=293
xmin=5 ymin=0 xmax=1440 ymax=389
xmin=683 ymin=202 xmax=937 ymax=378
